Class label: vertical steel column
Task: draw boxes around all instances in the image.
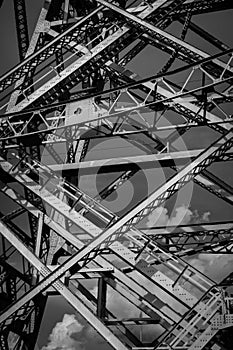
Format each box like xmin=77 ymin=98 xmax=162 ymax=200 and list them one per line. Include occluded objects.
xmin=13 ymin=0 xmax=30 ymax=61
xmin=97 ymin=277 xmax=107 ymax=319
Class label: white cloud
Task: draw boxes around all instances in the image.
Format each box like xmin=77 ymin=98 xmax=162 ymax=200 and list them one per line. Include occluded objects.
xmin=167 ymin=206 xmax=193 ymax=227
xmin=145 ymin=206 xmax=233 ymax=284
xmin=41 ymin=314 xmax=84 ymax=350
xmin=146 ymin=205 xmax=210 ymax=229
xmin=146 ymin=206 xmax=169 ymax=227
xmin=191 ymin=209 xmax=211 ymax=224
xmin=41 ymin=206 xmax=232 ymax=349
xmin=187 ymin=254 xmax=233 ymax=283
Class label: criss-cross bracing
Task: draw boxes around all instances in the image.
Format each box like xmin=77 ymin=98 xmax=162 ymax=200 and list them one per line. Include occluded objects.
xmin=0 ymin=1 xmax=233 ymax=349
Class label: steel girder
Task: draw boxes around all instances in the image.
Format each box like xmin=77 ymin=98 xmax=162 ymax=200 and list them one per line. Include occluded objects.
xmin=1 ymin=1 xmax=233 ymax=349
xmin=0 ymin=127 xmax=232 ymax=322
xmin=144 ymin=222 xmax=233 ymax=254
xmin=0 ymin=130 xmax=232 ymax=348
xmin=0 ymin=0 xmax=231 ymax=110
xmin=0 ymin=2 xmax=52 ymax=349
xmin=13 ymin=0 xmax=29 ymax=61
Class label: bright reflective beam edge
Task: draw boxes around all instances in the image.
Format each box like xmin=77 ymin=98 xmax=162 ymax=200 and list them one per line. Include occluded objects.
xmin=0 ymin=46 xmax=232 ymax=119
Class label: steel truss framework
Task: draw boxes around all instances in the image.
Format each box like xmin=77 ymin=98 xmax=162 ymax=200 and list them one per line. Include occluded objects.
xmin=0 ymin=0 xmax=233 ymax=349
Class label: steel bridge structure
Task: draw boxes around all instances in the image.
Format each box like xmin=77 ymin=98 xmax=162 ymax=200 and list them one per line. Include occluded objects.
xmin=0 ymin=0 xmax=233 ymax=349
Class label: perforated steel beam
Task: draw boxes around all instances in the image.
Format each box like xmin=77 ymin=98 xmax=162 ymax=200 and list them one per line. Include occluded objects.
xmin=0 ymin=221 xmax=129 ymax=350
xmin=0 ymin=128 xmax=232 ymax=326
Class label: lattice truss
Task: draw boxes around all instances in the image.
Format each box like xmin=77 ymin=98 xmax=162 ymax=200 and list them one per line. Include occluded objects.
xmin=0 ymin=0 xmax=233 ymax=349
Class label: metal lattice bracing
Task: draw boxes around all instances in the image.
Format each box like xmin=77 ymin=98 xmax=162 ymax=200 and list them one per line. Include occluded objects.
xmin=0 ymin=1 xmax=233 ymax=349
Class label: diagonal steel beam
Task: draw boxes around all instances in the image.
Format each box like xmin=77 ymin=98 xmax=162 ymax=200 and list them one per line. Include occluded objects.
xmin=0 ymin=127 xmax=232 ymax=326
xmin=98 ymin=0 xmax=233 ymax=77
xmin=0 ymin=221 xmax=129 ymax=350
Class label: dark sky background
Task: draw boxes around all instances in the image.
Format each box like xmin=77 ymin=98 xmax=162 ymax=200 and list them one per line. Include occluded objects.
xmin=0 ymin=1 xmax=233 ymax=350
